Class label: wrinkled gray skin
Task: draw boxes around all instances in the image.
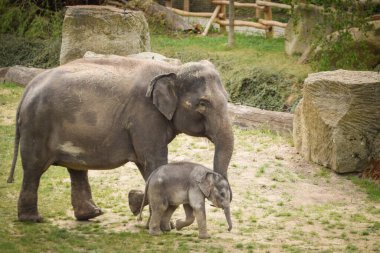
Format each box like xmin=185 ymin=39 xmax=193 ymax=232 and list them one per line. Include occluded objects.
xmin=139 ymin=162 xmax=232 ymax=239
xmin=7 ymin=55 xmax=234 ymax=223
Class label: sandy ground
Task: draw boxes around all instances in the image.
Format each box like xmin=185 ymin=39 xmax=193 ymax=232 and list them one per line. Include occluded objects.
xmin=51 ymin=130 xmax=380 ymax=252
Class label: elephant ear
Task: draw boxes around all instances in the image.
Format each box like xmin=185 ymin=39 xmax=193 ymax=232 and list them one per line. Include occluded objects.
xmin=194 ymin=168 xmax=215 ymax=198
xmin=146 ymin=73 xmax=178 ymax=120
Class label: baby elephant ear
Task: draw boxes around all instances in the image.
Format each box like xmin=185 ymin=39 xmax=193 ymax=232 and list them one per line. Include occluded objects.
xmin=146 ymin=73 xmax=178 ymax=120
xmin=194 ymin=168 xmax=214 ymax=198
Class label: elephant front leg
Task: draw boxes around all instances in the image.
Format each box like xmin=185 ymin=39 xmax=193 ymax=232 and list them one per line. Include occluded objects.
xmin=176 ymin=204 xmax=195 ymax=230
xmin=193 ymin=204 xmax=210 ymax=239
xmin=68 ymin=169 xmax=103 ymax=220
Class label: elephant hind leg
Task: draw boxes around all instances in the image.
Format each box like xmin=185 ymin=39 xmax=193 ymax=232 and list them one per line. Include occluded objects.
xmin=68 ymin=169 xmax=103 ymax=220
xmin=160 ymin=205 xmax=178 ymax=231
xmin=176 ymin=204 xmax=195 ymax=230
xmin=18 ymin=159 xmax=51 ymax=222
xmin=149 ymin=200 xmax=168 ymax=236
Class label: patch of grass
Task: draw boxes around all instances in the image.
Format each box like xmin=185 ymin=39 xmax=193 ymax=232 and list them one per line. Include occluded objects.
xmin=345 ymin=244 xmax=360 ymax=252
xmin=350 ymin=213 xmax=368 ymax=223
xmin=282 ymin=244 xmax=304 ymax=253
xmin=256 ymin=163 xmax=269 ymax=177
xmin=0 ymin=82 xmax=24 ymax=104
xmin=349 ymin=176 xmax=380 ymax=202
xmin=314 ymin=167 xmax=331 ymax=179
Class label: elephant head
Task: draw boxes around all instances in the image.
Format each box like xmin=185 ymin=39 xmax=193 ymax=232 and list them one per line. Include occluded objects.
xmin=146 ymin=60 xmax=234 ymax=178
xmin=195 ymin=169 xmax=233 ymax=231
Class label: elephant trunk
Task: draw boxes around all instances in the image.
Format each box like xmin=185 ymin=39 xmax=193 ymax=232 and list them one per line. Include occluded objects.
xmin=224 ymin=206 xmax=232 ymax=231
xmin=212 ymin=118 xmax=234 ymax=179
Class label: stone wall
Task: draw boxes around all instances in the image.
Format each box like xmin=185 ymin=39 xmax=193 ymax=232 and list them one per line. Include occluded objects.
xmin=60 ymin=5 xmax=150 ymax=65
xmin=293 ymin=70 xmax=380 ymax=173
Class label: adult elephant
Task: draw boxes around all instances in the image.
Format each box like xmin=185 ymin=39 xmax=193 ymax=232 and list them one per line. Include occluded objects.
xmin=7 ymin=55 xmax=234 ymax=222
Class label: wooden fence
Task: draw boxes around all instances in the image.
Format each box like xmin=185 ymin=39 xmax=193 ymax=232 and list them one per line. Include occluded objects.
xmin=165 ymin=0 xmax=295 ymax=38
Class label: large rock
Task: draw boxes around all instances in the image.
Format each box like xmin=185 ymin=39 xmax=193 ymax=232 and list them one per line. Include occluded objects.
xmin=3 ymin=65 xmax=45 ymax=87
xmin=60 ymin=5 xmax=150 ymax=65
xmin=285 ymin=4 xmax=327 ymax=57
xmin=293 ymin=70 xmax=380 ymax=173
xmin=83 ymin=51 xmax=182 ymax=65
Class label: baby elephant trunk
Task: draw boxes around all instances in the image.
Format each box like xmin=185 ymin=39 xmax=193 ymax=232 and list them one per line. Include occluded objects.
xmin=224 ymin=206 xmax=232 ymax=231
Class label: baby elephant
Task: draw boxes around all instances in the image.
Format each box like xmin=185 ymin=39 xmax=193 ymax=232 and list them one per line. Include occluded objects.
xmin=138 ymin=162 xmax=232 ymax=239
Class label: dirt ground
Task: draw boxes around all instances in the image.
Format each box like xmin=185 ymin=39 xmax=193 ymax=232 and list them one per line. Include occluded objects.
xmin=51 ymin=129 xmax=380 ymax=252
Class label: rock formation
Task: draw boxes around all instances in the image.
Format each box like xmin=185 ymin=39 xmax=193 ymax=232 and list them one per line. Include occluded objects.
xmin=293 ymin=70 xmax=380 ymax=173
xmin=60 ymin=5 xmax=150 ymax=65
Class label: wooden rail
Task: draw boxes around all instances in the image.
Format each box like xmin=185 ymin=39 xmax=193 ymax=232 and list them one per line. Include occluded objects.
xmin=256 ymin=0 xmax=291 ymax=9
xmin=259 ymin=18 xmax=287 ymax=28
xmin=212 ymin=1 xmax=264 ymax=9
xmin=167 ymin=7 xmax=214 ymax=17
xmin=164 ymin=0 xmax=291 ymax=37
xmin=216 ymin=19 xmax=268 ymax=30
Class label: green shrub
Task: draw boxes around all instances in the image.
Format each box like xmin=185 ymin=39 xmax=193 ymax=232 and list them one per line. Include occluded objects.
xmin=286 ymin=0 xmax=378 ymax=71
xmin=226 ymin=68 xmax=298 ymax=112
xmin=0 ymin=34 xmax=61 ymax=68
xmin=0 ymin=0 xmax=64 ymax=68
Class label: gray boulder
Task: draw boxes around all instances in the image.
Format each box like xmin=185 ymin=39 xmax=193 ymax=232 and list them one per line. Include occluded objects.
xmin=3 ymin=65 xmax=45 ymax=87
xmin=60 ymin=5 xmax=150 ymax=65
xmin=83 ymin=51 xmax=182 ymax=66
xmin=293 ymin=70 xmax=380 ymax=173
xmin=127 ymin=52 xmax=182 ymax=65
xmin=285 ymin=4 xmax=327 ymax=57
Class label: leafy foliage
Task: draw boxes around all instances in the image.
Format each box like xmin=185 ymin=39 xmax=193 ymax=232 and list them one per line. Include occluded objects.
xmin=0 ymin=0 xmax=64 ymax=67
xmin=0 ymin=34 xmax=61 ymax=68
xmin=286 ymin=0 xmax=379 ymax=70
xmin=226 ymin=68 xmax=298 ymax=111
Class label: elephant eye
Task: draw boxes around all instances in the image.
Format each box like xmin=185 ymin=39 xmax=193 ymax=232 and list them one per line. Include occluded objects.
xmin=198 ymin=99 xmax=210 ymax=107
xmin=220 ymin=192 xmax=225 ymax=198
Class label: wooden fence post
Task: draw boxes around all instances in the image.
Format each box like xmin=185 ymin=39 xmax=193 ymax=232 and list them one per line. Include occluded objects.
xmin=263 ymin=0 xmax=273 ymax=38
xmin=183 ymin=0 xmax=189 ymax=12
xmin=165 ymin=0 xmax=172 ymax=8
xmin=202 ymin=5 xmax=222 ymax=36
xmin=228 ymin=0 xmax=235 ymax=47
xmin=255 ymin=8 xmax=261 ymax=19
xmin=220 ymin=5 xmax=227 ymax=33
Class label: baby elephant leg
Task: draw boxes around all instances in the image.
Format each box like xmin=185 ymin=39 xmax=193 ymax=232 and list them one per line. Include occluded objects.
xmin=176 ymin=204 xmax=195 ymax=230
xmin=160 ymin=205 xmax=178 ymax=231
xmin=192 ymin=203 xmax=210 ymax=239
xmin=149 ymin=201 xmax=167 ymax=236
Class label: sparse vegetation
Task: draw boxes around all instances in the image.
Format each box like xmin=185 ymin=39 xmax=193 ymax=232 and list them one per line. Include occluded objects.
xmin=349 ymin=176 xmax=380 ymax=202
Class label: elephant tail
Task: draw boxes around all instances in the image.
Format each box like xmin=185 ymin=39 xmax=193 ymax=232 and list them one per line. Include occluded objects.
xmin=138 ymin=171 xmax=156 ymax=221
xmin=7 ymin=102 xmax=21 ymax=183
xmin=138 ymin=182 xmax=148 ymax=221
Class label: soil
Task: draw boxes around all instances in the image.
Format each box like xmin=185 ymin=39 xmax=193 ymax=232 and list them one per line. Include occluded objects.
xmin=51 ymin=130 xmax=380 ymax=252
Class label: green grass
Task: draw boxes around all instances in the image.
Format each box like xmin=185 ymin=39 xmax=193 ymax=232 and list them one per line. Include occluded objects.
xmin=349 ymin=176 xmax=380 ymax=202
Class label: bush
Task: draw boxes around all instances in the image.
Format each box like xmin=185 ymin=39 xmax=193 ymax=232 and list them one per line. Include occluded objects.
xmin=0 ymin=34 xmax=61 ymax=68
xmin=0 ymin=0 xmax=64 ymax=68
xmin=287 ymin=0 xmax=378 ymax=71
xmin=226 ymin=68 xmax=299 ymax=112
